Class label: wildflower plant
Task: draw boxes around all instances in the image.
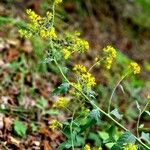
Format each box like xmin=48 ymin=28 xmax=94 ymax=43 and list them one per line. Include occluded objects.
xmin=19 ymin=0 xmax=150 ymax=149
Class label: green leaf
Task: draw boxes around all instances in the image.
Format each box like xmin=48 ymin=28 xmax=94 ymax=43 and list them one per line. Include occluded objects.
xmin=141 ymin=132 xmax=150 ymax=144
xmin=52 ymin=82 xmax=70 ymax=95
xmin=13 ymin=120 xmax=27 ymax=137
xmin=88 ymin=132 xmax=102 ymax=146
xmin=30 ymin=123 xmax=37 ymax=132
xmin=107 ymin=125 xmax=117 ymax=142
xmin=110 ymin=108 xmax=123 ymax=120
xmin=89 ymin=109 xmax=100 ymax=122
xmin=111 ymin=131 xmax=136 ymax=150
xmin=36 ymin=97 xmax=47 ymax=111
xmin=145 ymin=111 xmax=150 ymax=116
xmin=98 ymin=131 xmax=109 ymax=141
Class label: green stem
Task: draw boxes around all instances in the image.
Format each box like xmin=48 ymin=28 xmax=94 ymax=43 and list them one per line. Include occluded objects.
xmin=137 ymin=113 xmax=141 ymax=138
xmin=54 ymin=59 xmax=150 ymax=150
xmin=88 ymin=60 xmax=100 ymax=72
xmin=108 ymin=73 xmax=128 ymax=114
xmin=52 ymin=3 xmax=55 ymax=27
xmin=70 ymin=111 xmax=75 ymax=150
xmin=137 ymin=100 xmax=150 ymax=138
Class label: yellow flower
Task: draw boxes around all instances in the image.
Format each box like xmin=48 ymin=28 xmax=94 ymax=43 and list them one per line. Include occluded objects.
xmin=18 ymin=29 xmax=31 ymax=38
xmin=47 ymin=27 xmax=57 ymax=39
xmin=81 ymin=72 xmax=96 ymax=88
xmin=26 ymin=9 xmax=42 ymax=24
xmin=147 ymin=94 xmax=150 ymax=99
xmin=75 ymin=38 xmax=89 ymax=53
xmin=40 ymin=27 xmax=57 ymax=39
xmin=73 ymin=64 xmax=96 ymax=89
xmin=84 ymin=144 xmax=91 ymax=150
xmin=63 ymin=49 xmax=71 ymax=59
xmin=103 ymin=45 xmax=117 ymax=70
xmin=73 ymin=64 xmax=87 ymax=74
xmin=54 ymin=0 xmax=62 ymax=4
xmin=98 ymin=147 xmax=102 ymax=150
xmin=49 ymin=119 xmax=62 ymax=130
xmin=40 ymin=29 xmax=47 ymax=38
xmin=46 ymin=11 xmax=53 ymax=20
xmin=53 ymin=97 xmax=68 ymax=108
xmin=71 ymin=82 xmax=82 ymax=90
xmin=129 ymin=62 xmax=141 ymax=74
xmin=103 ymin=45 xmax=116 ymax=57
xmin=124 ymin=144 xmax=137 ymax=150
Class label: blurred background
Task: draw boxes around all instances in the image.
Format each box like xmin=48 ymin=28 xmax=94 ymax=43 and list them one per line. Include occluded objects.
xmin=0 ymin=0 xmax=150 ymax=149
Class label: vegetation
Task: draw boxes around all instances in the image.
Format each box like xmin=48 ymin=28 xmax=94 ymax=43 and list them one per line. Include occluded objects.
xmin=0 ymin=0 xmax=150 ymax=149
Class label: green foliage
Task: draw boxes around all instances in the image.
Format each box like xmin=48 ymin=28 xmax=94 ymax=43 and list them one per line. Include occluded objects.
xmin=111 ymin=132 xmax=136 ymax=150
xmin=13 ymin=120 xmax=27 ymax=137
xmin=110 ymin=108 xmax=123 ymax=120
xmin=53 ymin=82 xmax=70 ymax=95
xmin=2 ymin=0 xmax=149 ymax=149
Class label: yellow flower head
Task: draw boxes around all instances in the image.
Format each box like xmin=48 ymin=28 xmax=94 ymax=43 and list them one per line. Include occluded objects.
xmin=73 ymin=64 xmax=87 ymax=74
xmin=71 ymin=82 xmax=82 ymax=91
xmin=53 ymin=97 xmax=68 ymax=108
xmin=54 ymin=0 xmax=62 ymax=4
xmin=63 ymin=49 xmax=71 ymax=59
xmin=18 ymin=29 xmax=32 ymax=39
xmin=129 ymin=62 xmax=141 ymax=74
xmin=73 ymin=64 xmax=96 ymax=89
xmin=103 ymin=45 xmax=117 ymax=69
xmin=81 ymin=72 xmax=96 ymax=88
xmin=124 ymin=144 xmax=137 ymax=150
xmin=75 ymin=38 xmax=89 ymax=53
xmin=84 ymin=144 xmax=91 ymax=150
xmin=49 ymin=119 xmax=62 ymax=130
xmin=40 ymin=27 xmax=57 ymax=39
xmin=26 ymin=9 xmax=41 ymax=23
xmin=46 ymin=11 xmax=53 ymax=20
xmin=147 ymin=94 xmax=150 ymax=100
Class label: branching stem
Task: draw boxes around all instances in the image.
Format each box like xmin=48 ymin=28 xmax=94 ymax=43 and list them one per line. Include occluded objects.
xmin=54 ymin=58 xmax=150 ymax=150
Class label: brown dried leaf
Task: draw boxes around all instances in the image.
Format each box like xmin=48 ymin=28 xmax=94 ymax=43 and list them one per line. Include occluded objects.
xmin=43 ymin=140 xmax=52 ymax=150
xmin=7 ymin=136 xmax=20 ymax=147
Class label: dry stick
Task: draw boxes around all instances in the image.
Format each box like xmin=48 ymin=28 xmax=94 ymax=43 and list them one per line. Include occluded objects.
xmin=108 ymin=73 xmax=129 ymax=114
xmin=54 ymin=58 xmax=150 ymax=150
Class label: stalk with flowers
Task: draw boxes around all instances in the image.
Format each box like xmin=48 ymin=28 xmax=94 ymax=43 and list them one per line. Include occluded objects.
xmin=19 ymin=0 xmax=150 ymax=149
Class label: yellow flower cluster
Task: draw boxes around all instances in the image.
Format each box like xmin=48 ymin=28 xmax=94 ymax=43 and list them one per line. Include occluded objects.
xmin=75 ymin=38 xmax=89 ymax=53
xmin=46 ymin=11 xmax=53 ymax=20
xmin=19 ymin=9 xmax=57 ymax=40
xmin=26 ymin=9 xmax=43 ymax=31
xmin=49 ymin=119 xmax=62 ymax=130
xmin=18 ymin=29 xmax=32 ymax=38
xmin=40 ymin=27 xmax=57 ymax=39
xmin=71 ymin=82 xmax=82 ymax=91
xmin=73 ymin=64 xmax=87 ymax=74
xmin=84 ymin=144 xmax=91 ymax=150
xmin=103 ymin=45 xmax=117 ymax=69
xmin=26 ymin=9 xmax=42 ymax=24
xmin=63 ymin=48 xmax=71 ymax=59
xmin=124 ymin=144 xmax=137 ymax=150
xmin=129 ymin=62 xmax=141 ymax=74
xmin=65 ymin=32 xmax=89 ymax=54
xmin=53 ymin=97 xmax=68 ymax=108
xmin=147 ymin=94 xmax=150 ymax=99
xmin=54 ymin=0 xmax=62 ymax=4
xmin=81 ymin=72 xmax=96 ymax=88
xmin=73 ymin=64 xmax=96 ymax=89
